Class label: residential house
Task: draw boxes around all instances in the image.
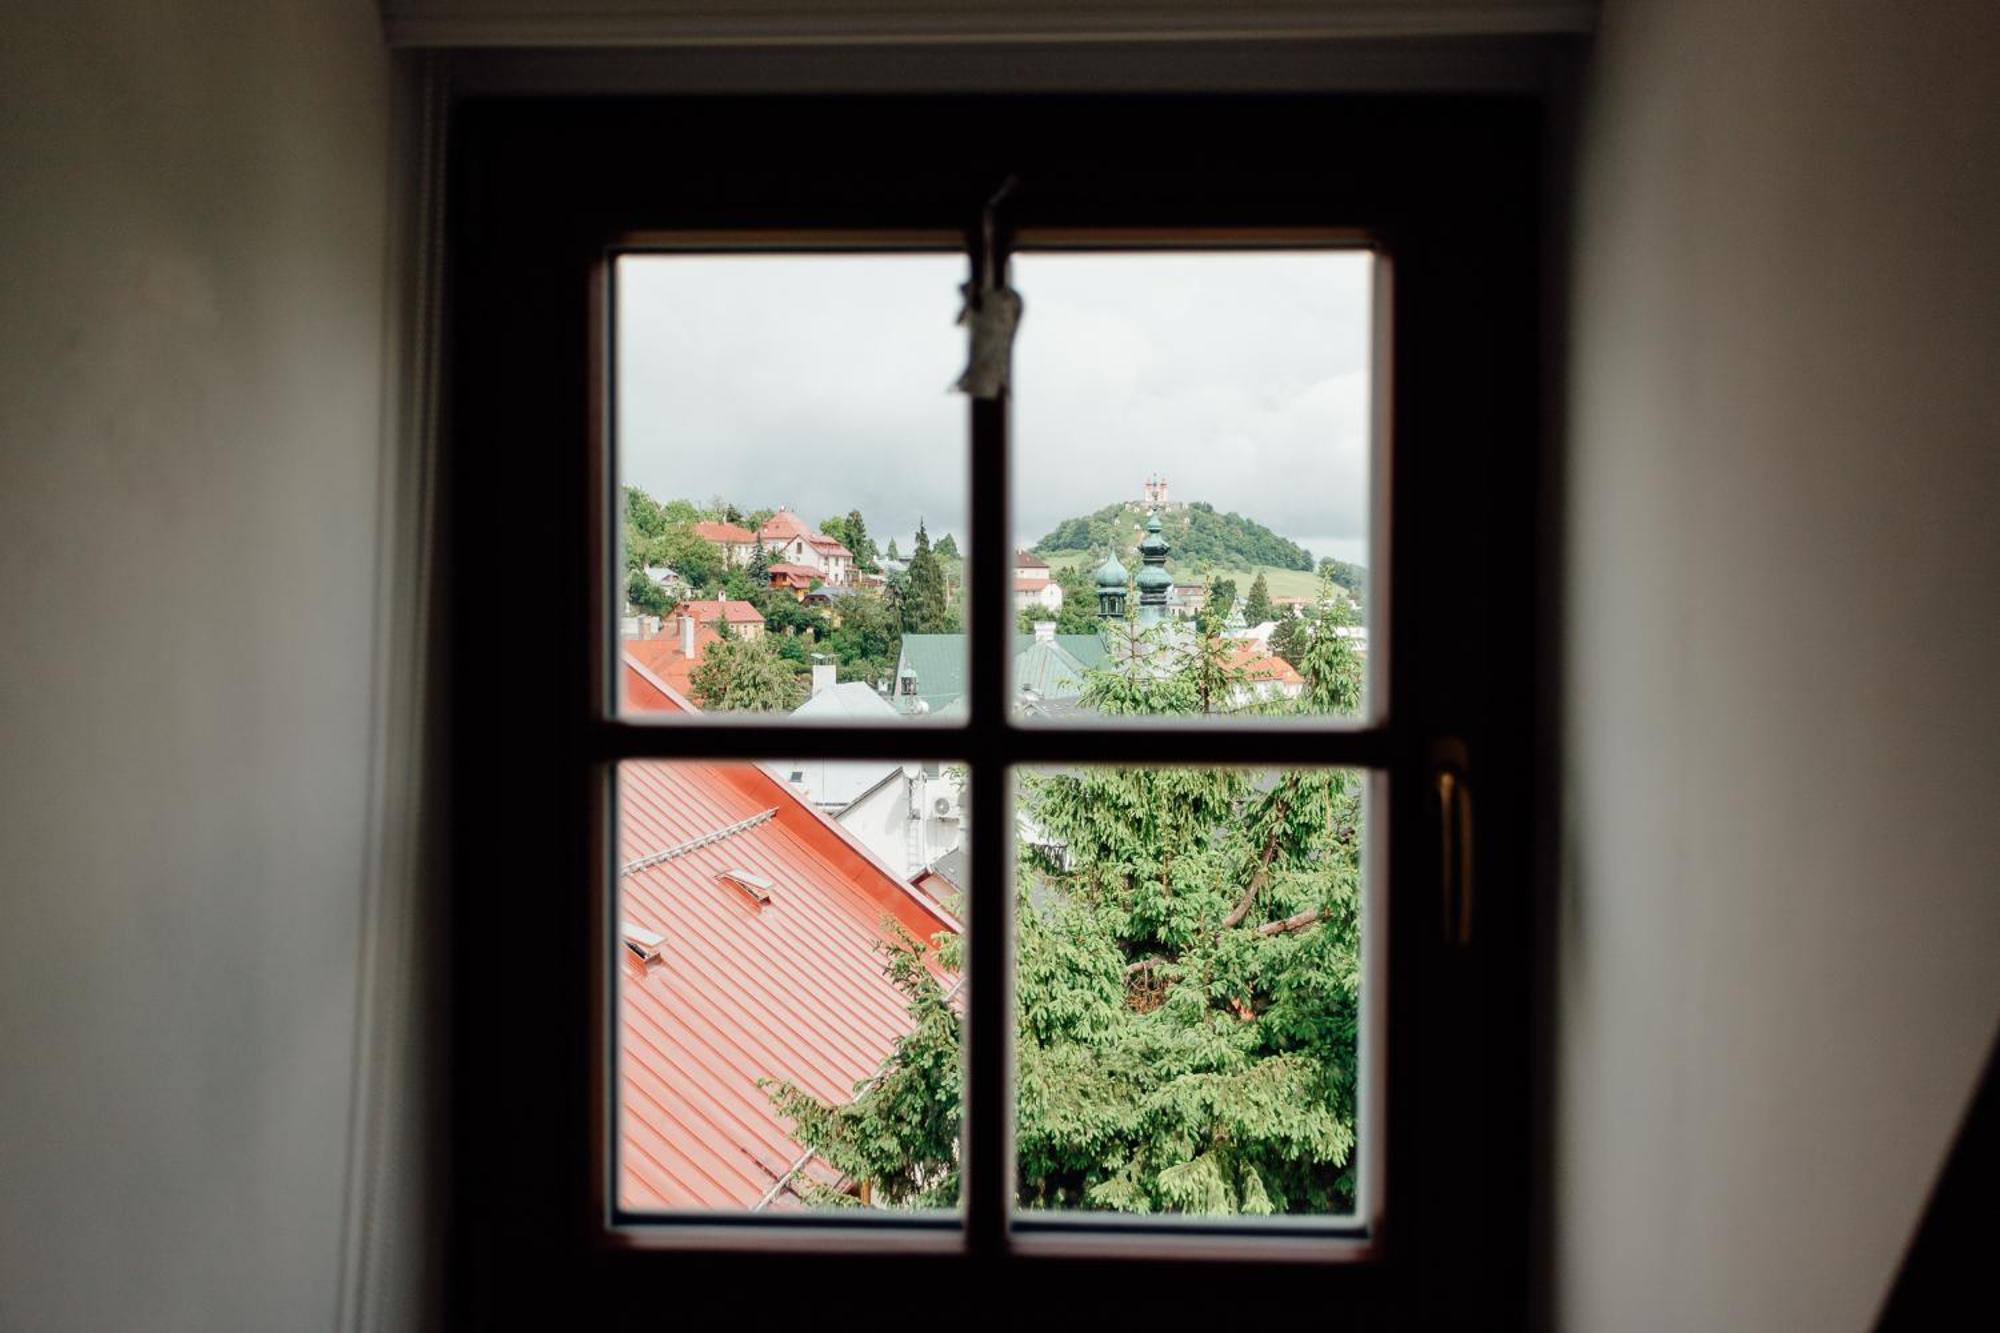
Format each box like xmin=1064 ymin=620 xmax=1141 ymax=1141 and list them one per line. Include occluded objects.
xmin=1222 ymin=641 xmax=1307 ymax=708
xmin=614 ymin=668 xmax=957 ymax=1210
xmin=669 ymin=598 xmax=765 ymax=641
xmin=831 ymin=761 xmax=966 ymax=883
xmin=691 ymin=519 xmax=760 ymax=568
xmin=766 ymin=561 xmax=820 ymax=600
xmin=1012 ymin=552 xmax=1063 ymax=614
xmin=777 ymin=675 xmax=903 ymax=818
xmin=758 ymin=508 xmax=853 ymax=586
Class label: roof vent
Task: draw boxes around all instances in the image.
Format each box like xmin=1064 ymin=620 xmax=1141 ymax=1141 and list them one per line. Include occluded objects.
xmin=717 ymin=868 xmax=775 ymax=905
xmin=620 ymin=920 xmax=665 ymax=963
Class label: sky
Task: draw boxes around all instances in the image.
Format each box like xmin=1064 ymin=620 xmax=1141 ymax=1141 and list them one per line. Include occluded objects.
xmin=617 ymin=249 xmax=1373 ymax=565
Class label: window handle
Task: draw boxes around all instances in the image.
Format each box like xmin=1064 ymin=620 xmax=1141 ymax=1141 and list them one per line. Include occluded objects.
xmin=1435 ymin=747 xmax=1474 ymax=947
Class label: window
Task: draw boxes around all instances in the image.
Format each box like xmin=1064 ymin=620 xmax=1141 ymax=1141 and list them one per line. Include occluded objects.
xmin=451 ymin=94 xmax=1540 ymax=1325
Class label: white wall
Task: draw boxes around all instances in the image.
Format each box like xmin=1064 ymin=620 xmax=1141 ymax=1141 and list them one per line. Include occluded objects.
xmin=1557 ymin=2 xmax=2000 ymax=1328
xmin=0 ymin=3 xmax=405 ymax=1330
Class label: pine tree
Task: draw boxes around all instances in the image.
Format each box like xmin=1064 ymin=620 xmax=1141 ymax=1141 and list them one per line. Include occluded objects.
xmin=1242 ymin=572 xmax=1274 ymax=626
xmin=903 ymin=521 xmax=951 ymax=634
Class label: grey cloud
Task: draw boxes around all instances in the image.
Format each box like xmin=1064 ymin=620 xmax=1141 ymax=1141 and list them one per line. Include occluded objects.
xmin=617 ymin=249 xmax=1372 ymax=560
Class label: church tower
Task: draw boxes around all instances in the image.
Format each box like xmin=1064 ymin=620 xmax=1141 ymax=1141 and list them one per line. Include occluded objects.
xmin=1136 ymin=510 xmax=1172 ymax=627
xmin=1093 ymin=550 xmax=1129 ymax=621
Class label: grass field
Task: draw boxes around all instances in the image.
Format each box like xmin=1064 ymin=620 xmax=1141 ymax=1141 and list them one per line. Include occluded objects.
xmin=1043 ymin=552 xmax=1331 ymax=602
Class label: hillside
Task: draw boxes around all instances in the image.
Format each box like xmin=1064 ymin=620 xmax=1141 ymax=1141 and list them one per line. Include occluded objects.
xmin=1034 ymin=500 xmax=1314 ymax=572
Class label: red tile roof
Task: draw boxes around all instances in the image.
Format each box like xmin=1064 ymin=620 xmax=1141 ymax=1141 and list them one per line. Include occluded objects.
xmin=1014 ymin=551 xmax=1049 ymax=569
xmin=767 ymin=562 xmax=820 ymax=582
xmin=624 ymin=628 xmax=720 ymax=701
xmin=1226 ymin=642 xmax=1305 ymax=685
xmin=1014 ymin=577 xmax=1053 ymax=593
xmin=807 ymin=536 xmax=853 ymax=559
xmin=692 ymin=520 xmax=757 ymax=544
xmin=757 ymin=510 xmax=811 ymax=542
xmin=616 ymin=711 xmax=957 ymax=1210
xmin=671 ymin=599 xmax=765 ymax=626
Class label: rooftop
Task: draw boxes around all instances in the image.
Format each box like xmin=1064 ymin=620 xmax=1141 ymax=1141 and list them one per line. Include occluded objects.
xmin=672 ymin=598 xmax=765 ymax=625
xmin=617 ymin=686 xmax=956 ymax=1211
xmin=691 ymin=520 xmax=756 ymax=544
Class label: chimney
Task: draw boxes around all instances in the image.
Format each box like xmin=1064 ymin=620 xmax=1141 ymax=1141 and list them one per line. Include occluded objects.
xmin=1033 ymin=620 xmax=1056 ymax=644
xmin=811 ymin=663 xmax=836 ymax=697
xmin=679 ymin=612 xmax=696 ymax=658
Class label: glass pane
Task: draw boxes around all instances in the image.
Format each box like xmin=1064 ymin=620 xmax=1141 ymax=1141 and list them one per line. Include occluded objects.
xmin=614 ymin=756 xmax=967 ymax=1214
xmin=613 ymin=252 xmax=969 ymax=722
xmin=1014 ymin=765 xmax=1367 ymax=1219
xmin=1009 ymin=249 xmax=1374 ymax=724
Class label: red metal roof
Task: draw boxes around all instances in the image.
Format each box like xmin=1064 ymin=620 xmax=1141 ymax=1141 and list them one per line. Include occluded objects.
xmin=616 ymin=692 xmax=958 ymax=1211
xmin=692 ymin=520 xmax=757 ymax=544
xmin=671 ymin=598 xmax=765 ymax=625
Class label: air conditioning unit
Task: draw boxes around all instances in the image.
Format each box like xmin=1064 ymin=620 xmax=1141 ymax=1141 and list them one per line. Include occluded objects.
xmin=932 ymin=793 xmax=959 ymax=819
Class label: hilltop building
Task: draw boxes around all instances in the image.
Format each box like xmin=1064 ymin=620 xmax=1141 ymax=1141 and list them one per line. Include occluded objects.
xmin=1142 ymin=473 xmax=1171 ymax=507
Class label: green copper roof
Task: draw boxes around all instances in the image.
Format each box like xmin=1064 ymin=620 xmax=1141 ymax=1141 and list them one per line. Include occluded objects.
xmin=891 ymin=633 xmax=1109 ymax=715
xmin=1093 ymin=552 xmax=1129 ymax=589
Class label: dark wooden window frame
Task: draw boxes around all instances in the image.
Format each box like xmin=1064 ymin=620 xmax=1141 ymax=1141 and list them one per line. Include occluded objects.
xmin=449 ymin=93 xmax=1541 ymax=1329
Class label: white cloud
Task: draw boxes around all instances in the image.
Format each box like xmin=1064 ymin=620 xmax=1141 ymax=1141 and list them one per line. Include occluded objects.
xmin=616 ymin=248 xmax=1374 ymax=561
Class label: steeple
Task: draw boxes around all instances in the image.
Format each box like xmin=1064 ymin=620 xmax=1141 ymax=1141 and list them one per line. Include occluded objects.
xmin=1136 ymin=509 xmax=1172 ymax=627
xmin=1093 ymin=549 xmax=1129 ymax=621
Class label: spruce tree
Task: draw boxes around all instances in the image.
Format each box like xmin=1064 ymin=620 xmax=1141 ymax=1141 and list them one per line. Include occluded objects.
xmin=903 ymin=521 xmax=951 ymax=634
xmin=1242 ymin=572 xmax=1274 ymax=626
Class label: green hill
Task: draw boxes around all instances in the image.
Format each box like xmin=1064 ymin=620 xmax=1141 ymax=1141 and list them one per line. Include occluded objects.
xmin=1034 ymin=499 xmax=1314 ymax=573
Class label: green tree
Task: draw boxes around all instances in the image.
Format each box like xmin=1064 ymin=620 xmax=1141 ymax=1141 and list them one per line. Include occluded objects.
xmin=1242 ymin=572 xmax=1274 ymax=626
xmin=886 ymin=537 xmax=900 ymax=561
xmin=822 ymin=510 xmax=881 ymax=574
xmin=933 ymin=532 xmax=959 ymax=560
xmin=1291 ymin=582 xmax=1363 ymax=716
xmin=903 ymin=521 xmax=953 ymax=634
xmin=625 ymin=569 xmax=675 ymax=618
xmin=1198 ymin=576 xmax=1237 ymax=635
xmin=769 ymin=745 xmax=1363 ymax=1213
xmin=687 ymin=634 xmax=806 ymax=713
xmin=825 ymin=588 xmax=901 ymax=683
xmin=1269 ymin=610 xmax=1309 ymax=670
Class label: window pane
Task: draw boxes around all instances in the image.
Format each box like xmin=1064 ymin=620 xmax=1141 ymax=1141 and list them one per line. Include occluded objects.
xmin=1013 ymin=764 xmax=1368 ymax=1219
xmin=614 ymin=756 xmax=965 ymax=1215
xmin=613 ymin=252 xmax=968 ymax=722
xmin=1009 ymin=250 xmax=1374 ymax=724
